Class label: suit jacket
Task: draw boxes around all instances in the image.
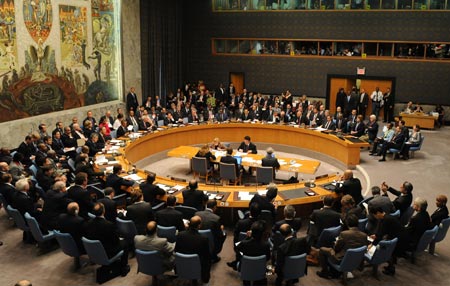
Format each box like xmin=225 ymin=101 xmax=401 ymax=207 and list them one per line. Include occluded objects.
xmin=126 ymin=92 xmax=139 ymax=112
xmin=41 ymin=189 xmax=71 ymax=230
xmin=405 ymin=210 xmax=431 ymax=249
xmin=238 ymin=141 xmax=257 ymax=154
xmin=11 ymin=191 xmax=40 ymax=217
xmin=336 ymin=178 xmax=364 ymax=204
xmin=155 ymin=207 xmax=185 ymax=231
xmin=351 ymin=122 xmax=365 ymax=137
xmin=322 ymin=120 xmax=336 ymax=130
xmin=106 ymin=173 xmax=135 ymax=195
xmin=97 ymin=197 xmax=118 ymax=223
xmin=366 ymin=121 xmax=379 ymax=141
xmin=309 ymin=207 xmax=341 ymax=238
xmin=67 ymin=185 xmax=93 ymax=219
xmin=175 ymin=229 xmax=211 ymax=282
xmin=261 ymin=156 xmax=280 ymax=170
xmin=233 ymin=217 xmax=258 ymax=243
xmin=236 ymin=237 xmax=271 ymax=261
xmin=116 ymin=125 xmax=129 ymax=138
xmin=220 ymin=155 xmax=239 ymax=175
xmin=0 ymin=182 xmax=15 ymax=205
xmin=250 ymin=194 xmax=276 ymax=220
xmin=273 ymin=218 xmax=302 ymax=234
xmin=431 ymin=206 xmax=449 ymax=226
xmin=134 ymin=233 xmax=175 ymax=271
xmin=182 ymin=188 xmax=206 ymax=211
xmin=61 ymin=133 xmax=77 ymax=148
xmin=334 ymin=227 xmax=369 ymax=259
xmin=83 ymin=216 xmax=122 ymax=257
xmin=385 ymin=187 xmax=412 ymax=216
xmin=140 ymin=182 xmax=166 ymax=205
xmin=275 ymin=236 xmax=310 ymax=279
xmin=126 ymin=201 xmax=154 ymax=235
xmin=75 ymin=162 xmax=104 ymax=182
xmin=85 ymin=140 xmax=102 ymax=157
xmin=195 ymin=209 xmax=226 ymax=254
xmin=57 ymin=213 xmax=86 ymax=252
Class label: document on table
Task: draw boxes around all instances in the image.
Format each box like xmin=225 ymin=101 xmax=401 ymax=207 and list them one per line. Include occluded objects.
xmin=238 ymin=192 xmax=255 ymax=201
xmin=156 ymin=184 xmax=171 ymax=191
xmin=123 ymin=174 xmax=144 ymax=182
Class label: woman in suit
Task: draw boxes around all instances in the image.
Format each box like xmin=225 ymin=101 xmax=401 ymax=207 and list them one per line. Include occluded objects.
xmin=401 ymin=124 xmax=422 ymax=160
xmin=195 ymin=144 xmax=216 ymax=171
xmin=431 ymin=195 xmax=449 ymax=226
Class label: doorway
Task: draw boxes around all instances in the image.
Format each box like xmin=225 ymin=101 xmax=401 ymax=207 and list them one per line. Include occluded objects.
xmin=326 ymin=74 xmax=395 ymax=118
xmin=229 ymin=72 xmax=245 ymax=95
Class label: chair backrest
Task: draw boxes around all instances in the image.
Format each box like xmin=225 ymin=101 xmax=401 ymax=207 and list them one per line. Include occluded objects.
xmin=67 ymin=159 xmax=76 ymax=172
xmin=238 ymin=231 xmax=247 ymax=242
xmin=415 ymin=136 xmax=425 ymax=149
xmin=87 ymin=212 xmax=96 ymax=220
xmin=135 ymin=249 xmax=164 ymax=276
xmin=220 ymin=162 xmax=237 ymax=181
xmin=240 ymin=255 xmax=267 ymax=282
xmin=157 ymin=225 xmax=177 ymax=243
xmin=358 ymin=218 xmax=368 ymax=232
xmin=110 ymin=129 xmax=117 ymax=139
xmin=416 ymin=225 xmax=439 ymax=253
xmin=283 ymin=253 xmax=307 ymax=280
xmin=400 ymin=206 xmax=414 ymax=226
xmin=82 ymin=237 xmax=110 ymax=265
xmin=338 ymin=245 xmax=367 ymax=273
xmin=174 ymin=252 xmax=202 ymax=280
xmin=317 ymin=225 xmax=342 ymax=248
xmin=0 ymin=193 xmax=10 ymax=216
xmin=54 ymin=230 xmax=81 ymax=258
xmin=192 ymin=157 xmax=208 ymax=175
xmin=390 ymin=209 xmax=400 ymax=218
xmin=174 ymin=205 xmax=198 ymax=220
xmin=152 ymin=201 xmax=166 ymax=212
xmin=24 ymin=212 xmax=46 ymax=242
xmin=256 ymin=166 xmax=273 ymax=185
xmin=29 ymin=165 xmax=38 ymax=177
xmin=7 ymin=205 xmax=29 ymax=231
xmin=198 ymin=229 xmax=215 ymax=254
xmin=434 ymin=217 xmax=450 ymax=243
xmin=116 ymin=217 xmax=138 ymax=242
xmin=368 ymin=237 xmax=398 ymax=265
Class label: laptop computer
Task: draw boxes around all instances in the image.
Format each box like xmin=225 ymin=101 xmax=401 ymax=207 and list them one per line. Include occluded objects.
xmin=233 ymin=156 xmax=242 ymax=165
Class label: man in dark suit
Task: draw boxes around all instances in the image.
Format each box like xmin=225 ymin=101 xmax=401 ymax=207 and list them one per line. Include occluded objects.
xmin=383 ymin=88 xmax=394 ymax=123
xmin=75 ymin=153 xmax=105 ymax=184
xmin=249 ymin=183 xmax=278 ymax=221
xmin=366 ymin=186 xmax=396 ymax=234
xmin=366 ymin=114 xmax=379 ymax=143
xmin=140 ymin=173 xmax=165 ymax=206
xmin=238 ymin=135 xmax=257 ymax=154
xmin=0 ymin=173 xmax=15 ymax=205
xmin=261 ymin=147 xmax=280 ymax=179
xmin=126 ymin=87 xmax=139 ymax=113
xmin=97 ymin=187 xmax=118 ymax=223
xmin=343 ymin=89 xmax=358 ymax=118
xmin=41 ymin=181 xmax=71 ymax=230
xmin=431 ymin=195 xmax=449 ymax=226
xmin=116 ymin=120 xmax=131 ymax=138
xmin=275 ymin=224 xmax=310 ymax=286
xmin=17 ymin=135 xmax=36 ymax=166
xmin=83 ymin=202 xmax=130 ymax=276
xmin=322 ymin=115 xmax=336 ymax=130
xmin=335 ymin=88 xmax=346 ymax=112
xmin=182 ymin=179 xmax=207 ymax=211
xmin=58 ymin=202 xmax=86 ymax=255
xmin=307 ymin=195 xmax=341 ymax=246
xmin=125 ymin=190 xmax=154 ymax=235
xmin=378 ymin=126 xmax=406 ymax=162
xmin=12 ymin=178 xmax=42 ymax=219
xmin=175 ymin=215 xmax=211 ymax=285
xmin=405 ymin=197 xmax=432 ymax=251
xmin=220 ymin=147 xmax=240 ymax=177
xmin=105 ymin=164 xmax=135 ymax=196
xmin=358 ymin=88 xmax=369 ymax=118
xmin=381 ymin=181 xmax=413 ymax=216
xmin=317 ymin=214 xmax=369 ymax=279
xmin=273 ymin=204 xmax=302 ymax=235
xmin=335 ymin=170 xmax=364 ymax=205
xmin=195 ymin=200 xmax=226 ymax=263
xmin=67 ymin=172 xmax=93 ymax=220
xmin=155 ymin=195 xmax=185 ymax=231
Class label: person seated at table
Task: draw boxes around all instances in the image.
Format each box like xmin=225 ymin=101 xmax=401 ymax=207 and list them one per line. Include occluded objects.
xmin=403 ymin=101 xmax=414 ymax=114
xmin=378 ymin=126 xmax=406 ymax=162
xmin=105 ymin=164 xmax=135 ymax=196
xmin=261 ymin=147 xmax=280 ymax=179
xmin=413 ymin=103 xmax=424 ymax=113
xmin=335 ymin=113 xmax=347 ymax=133
xmin=349 ymin=115 xmax=365 ymax=137
xmin=322 ymin=115 xmax=336 ymax=131
xmin=238 ymin=135 xmax=257 ymax=154
xmin=195 ymin=144 xmax=216 ymax=172
xmin=116 ymin=119 xmax=131 ymax=138
xmin=209 ymin=137 xmax=226 ymax=151
xmin=399 ymin=123 xmax=420 ymax=160
xmin=369 ymin=122 xmax=394 ymax=155
xmin=215 ymin=108 xmax=229 ymax=122
xmin=98 ymin=117 xmax=112 ymax=141
xmin=220 ymin=147 xmax=241 ymax=178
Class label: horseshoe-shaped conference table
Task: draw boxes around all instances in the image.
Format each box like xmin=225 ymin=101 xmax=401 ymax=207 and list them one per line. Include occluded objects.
xmin=113 ymin=123 xmax=368 ymax=218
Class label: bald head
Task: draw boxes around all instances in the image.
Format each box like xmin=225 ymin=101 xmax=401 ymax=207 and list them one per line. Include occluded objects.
xmin=67 ymin=202 xmax=79 ymax=216
xmin=189 ymin=215 xmax=202 ymax=230
xmin=343 ymin=169 xmax=353 ymax=180
xmin=15 ymin=280 xmax=32 ymax=286
xmin=279 ymin=223 xmax=293 ymax=238
xmin=145 ymin=221 xmax=157 ymax=235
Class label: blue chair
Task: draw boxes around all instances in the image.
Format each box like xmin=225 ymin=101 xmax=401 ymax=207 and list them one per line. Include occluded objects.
xmin=0 ymin=193 xmax=11 ymax=217
xmin=400 ymin=206 xmax=414 ymax=226
xmin=410 ymin=225 xmax=439 ymax=263
xmin=364 ymin=237 xmax=398 ymax=278
xmin=328 ymin=245 xmax=367 ymax=285
xmin=174 ymin=205 xmax=198 ymax=220
xmin=24 ymin=212 xmax=55 ymax=248
xmin=198 ymin=229 xmax=215 ymax=255
xmin=220 ymin=162 xmax=242 ymax=185
xmin=390 ymin=209 xmax=400 ymax=218
xmin=135 ymin=249 xmax=164 ymax=286
xmin=282 ymin=253 xmax=307 ymax=283
xmin=429 ymin=217 xmax=450 ymax=255
xmin=157 ymin=225 xmax=177 ymax=243
xmin=29 ymin=165 xmax=38 ymax=177
xmin=358 ymin=218 xmax=368 ymax=232
xmin=239 ymin=255 xmax=267 ymax=284
xmin=316 ymin=225 xmax=342 ymax=248
xmin=152 ymin=201 xmax=166 ymax=212
xmin=388 ymin=139 xmax=406 ymax=160
xmin=54 ymin=230 xmax=83 ymax=269
xmin=7 ymin=205 xmax=32 ymax=242
xmin=116 ymin=217 xmax=138 ymax=246
xmin=81 ymin=237 xmax=124 ymax=266
xmin=238 ymin=231 xmax=248 ymax=242
xmin=409 ymin=136 xmax=425 ymax=158
xmin=174 ymin=252 xmax=202 ymax=283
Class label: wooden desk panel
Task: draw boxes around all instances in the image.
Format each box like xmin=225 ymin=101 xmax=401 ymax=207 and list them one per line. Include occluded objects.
xmin=400 ymin=112 xmax=436 ymax=129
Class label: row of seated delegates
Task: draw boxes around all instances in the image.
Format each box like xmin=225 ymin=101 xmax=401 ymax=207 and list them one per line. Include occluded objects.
xmin=403 ymin=101 xmax=425 ymax=114
xmin=369 ymin=120 xmax=413 ymax=161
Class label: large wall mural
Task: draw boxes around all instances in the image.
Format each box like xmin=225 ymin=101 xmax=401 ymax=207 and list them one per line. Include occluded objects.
xmin=0 ymin=0 xmax=121 ymax=122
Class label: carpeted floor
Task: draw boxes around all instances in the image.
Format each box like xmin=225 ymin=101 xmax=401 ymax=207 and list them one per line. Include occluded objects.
xmin=1 ymin=126 xmax=449 ymax=286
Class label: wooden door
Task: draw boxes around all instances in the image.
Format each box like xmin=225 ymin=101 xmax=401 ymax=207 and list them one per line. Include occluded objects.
xmin=359 ymin=79 xmax=392 ymax=119
xmin=329 ymin=78 xmax=355 ymax=113
xmin=229 ymin=72 xmax=244 ymax=95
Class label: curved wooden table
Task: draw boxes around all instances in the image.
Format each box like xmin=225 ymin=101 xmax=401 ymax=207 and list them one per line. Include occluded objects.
xmin=116 ymin=123 xmax=367 ymax=212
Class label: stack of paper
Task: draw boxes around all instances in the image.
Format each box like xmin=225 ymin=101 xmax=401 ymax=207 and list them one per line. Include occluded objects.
xmin=238 ymin=192 xmax=254 ymax=201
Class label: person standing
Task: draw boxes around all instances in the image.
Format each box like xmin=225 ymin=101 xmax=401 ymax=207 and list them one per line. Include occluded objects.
xmin=383 ymin=88 xmax=394 ymax=123
xmin=126 ymin=87 xmax=139 ymax=113
xmin=371 ymin=87 xmax=383 ymax=119
xmin=358 ymin=88 xmax=369 ymax=118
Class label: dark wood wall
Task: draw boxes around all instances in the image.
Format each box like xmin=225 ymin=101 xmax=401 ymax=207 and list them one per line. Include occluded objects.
xmin=180 ymin=0 xmax=450 ymax=104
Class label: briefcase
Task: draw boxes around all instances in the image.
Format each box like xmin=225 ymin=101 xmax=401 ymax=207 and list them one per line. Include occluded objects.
xmin=96 ymin=261 xmax=122 ymax=284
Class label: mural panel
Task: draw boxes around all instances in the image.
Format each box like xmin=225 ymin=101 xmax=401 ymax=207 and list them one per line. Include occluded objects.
xmin=0 ymin=0 xmax=121 ymax=123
